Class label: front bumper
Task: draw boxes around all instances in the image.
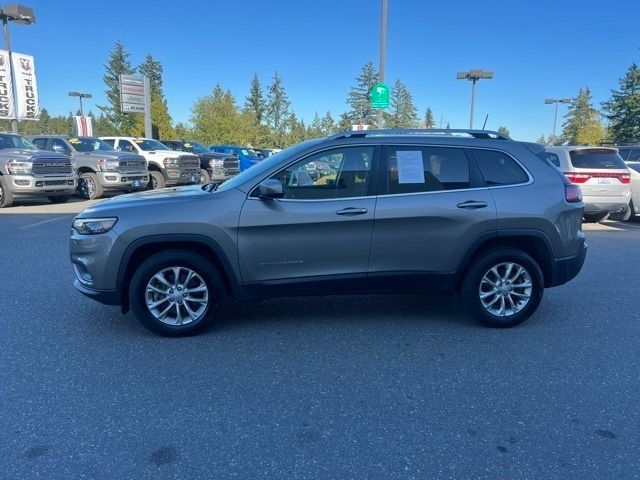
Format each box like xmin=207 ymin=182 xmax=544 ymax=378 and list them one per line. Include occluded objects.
xmin=165 ymin=168 xmax=200 ymax=185
xmin=209 ymin=167 xmax=239 ymax=182
xmin=549 ymin=241 xmax=587 ymax=287
xmin=5 ymin=174 xmax=76 ymax=196
xmin=97 ymin=172 xmax=149 ymax=190
xmin=74 ymin=279 xmax=121 ymax=306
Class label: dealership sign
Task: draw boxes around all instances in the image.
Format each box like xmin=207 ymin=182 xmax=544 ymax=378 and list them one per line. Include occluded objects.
xmin=0 ymin=50 xmax=15 ymax=119
xmin=119 ymin=74 xmax=148 ymax=113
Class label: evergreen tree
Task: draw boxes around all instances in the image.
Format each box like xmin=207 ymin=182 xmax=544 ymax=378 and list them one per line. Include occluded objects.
xmin=561 ymin=87 xmax=603 ymax=145
xmin=244 ymin=74 xmax=266 ymax=124
xmin=307 ymin=112 xmax=324 ymax=138
xmin=497 ymin=126 xmax=510 ymax=136
xmin=285 ymin=112 xmax=306 ymax=146
xmin=536 ymin=134 xmax=547 ymax=144
xmin=343 ymin=62 xmax=379 ymax=126
xmin=190 ymin=85 xmax=252 ymax=145
xmin=135 ymin=54 xmax=175 ymax=139
xmin=602 ymin=63 xmax=640 ymax=143
xmin=174 ymin=122 xmax=192 ymax=139
xmin=266 ymin=72 xmax=291 ymax=148
xmin=387 ymin=79 xmax=418 ymax=128
xmin=98 ymin=41 xmax=136 ymax=135
xmin=321 ymin=111 xmax=337 ymax=134
xmin=424 ymin=107 xmax=435 ymax=128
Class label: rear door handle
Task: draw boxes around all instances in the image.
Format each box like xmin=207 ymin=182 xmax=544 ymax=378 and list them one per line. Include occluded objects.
xmin=457 ymin=201 xmax=488 ymax=210
xmin=335 ymin=207 xmax=368 ymax=216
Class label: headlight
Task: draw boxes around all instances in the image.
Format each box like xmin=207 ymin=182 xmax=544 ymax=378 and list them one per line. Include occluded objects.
xmin=72 ymin=217 xmax=118 ymax=235
xmin=7 ymin=159 xmax=33 ymax=175
xmin=209 ymin=159 xmax=223 ymax=168
xmin=97 ymin=159 xmax=120 ymax=172
xmin=163 ymin=157 xmax=179 ymax=167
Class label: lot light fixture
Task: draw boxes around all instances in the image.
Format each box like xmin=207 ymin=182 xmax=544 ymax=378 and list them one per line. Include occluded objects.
xmin=0 ymin=3 xmax=36 ymax=134
xmin=68 ymin=91 xmax=92 ymax=116
xmin=544 ymin=98 xmax=572 ymax=140
xmin=457 ymin=69 xmax=494 ymax=129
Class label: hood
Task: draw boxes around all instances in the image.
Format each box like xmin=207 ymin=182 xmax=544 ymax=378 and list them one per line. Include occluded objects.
xmin=72 ymin=151 xmax=145 ymax=161
xmin=78 ymin=184 xmax=209 ymax=215
xmin=0 ymin=148 xmax=69 ymax=161
xmin=145 ymin=150 xmax=195 ymax=158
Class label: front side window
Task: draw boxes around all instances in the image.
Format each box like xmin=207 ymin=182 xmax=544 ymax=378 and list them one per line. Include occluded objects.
xmin=118 ymin=139 xmax=137 ymax=153
xmin=270 ymin=146 xmax=374 ymax=200
xmin=52 ymin=138 xmax=71 ymax=154
xmin=474 ymin=149 xmax=529 ymax=186
xmin=69 ymin=137 xmax=115 ymax=152
xmin=386 ymin=146 xmax=470 ymax=194
xmin=102 ymin=138 xmax=115 ymax=147
xmin=134 ymin=139 xmax=168 ymax=151
xmin=31 ymin=138 xmax=47 ymax=149
xmin=0 ymin=134 xmax=36 ymax=150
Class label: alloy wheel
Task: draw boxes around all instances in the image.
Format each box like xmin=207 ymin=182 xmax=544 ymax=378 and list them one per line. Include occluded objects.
xmin=81 ymin=177 xmax=95 ymax=199
xmin=145 ymin=266 xmax=209 ymax=326
xmin=479 ymin=262 xmax=532 ymax=317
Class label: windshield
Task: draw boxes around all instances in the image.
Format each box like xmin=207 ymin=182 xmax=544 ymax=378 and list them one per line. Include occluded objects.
xmin=0 ymin=134 xmax=36 ymax=150
xmin=69 ymin=137 xmax=115 ymax=152
xmin=569 ymin=149 xmax=627 ymax=169
xmin=134 ymin=139 xmax=169 ymax=151
xmin=183 ymin=141 xmax=210 ymax=154
xmin=217 ymin=139 xmax=322 ymax=192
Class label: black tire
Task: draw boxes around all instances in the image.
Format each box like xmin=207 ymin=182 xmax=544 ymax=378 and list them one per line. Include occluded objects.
xmin=199 ymin=168 xmax=211 ymax=184
xmin=148 ymin=170 xmax=166 ymax=190
xmin=129 ymin=249 xmax=225 ymax=336
xmin=48 ymin=195 xmax=71 ymax=204
xmin=583 ymin=213 xmax=609 ymax=223
xmin=78 ymin=172 xmax=104 ymax=200
xmin=0 ymin=175 xmax=14 ymax=208
xmin=460 ymin=248 xmax=544 ymax=328
xmin=609 ymin=202 xmax=633 ymax=222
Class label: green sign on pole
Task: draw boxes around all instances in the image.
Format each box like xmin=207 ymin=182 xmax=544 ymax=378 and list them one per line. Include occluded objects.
xmin=371 ymin=83 xmax=390 ymax=109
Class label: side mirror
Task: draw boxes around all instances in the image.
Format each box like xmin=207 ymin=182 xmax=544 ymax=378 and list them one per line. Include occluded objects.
xmin=257 ymin=179 xmax=284 ymax=200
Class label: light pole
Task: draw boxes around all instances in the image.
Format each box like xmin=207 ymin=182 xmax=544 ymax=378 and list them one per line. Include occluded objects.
xmin=377 ymin=0 xmax=388 ymax=129
xmin=68 ymin=91 xmax=92 ymax=116
xmin=0 ymin=4 xmax=35 ymax=134
xmin=544 ymin=98 xmax=572 ymax=140
xmin=457 ymin=69 xmax=494 ymax=129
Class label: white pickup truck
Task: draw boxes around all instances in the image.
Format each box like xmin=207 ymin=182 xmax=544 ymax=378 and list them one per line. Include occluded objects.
xmin=100 ymin=137 xmax=200 ymax=189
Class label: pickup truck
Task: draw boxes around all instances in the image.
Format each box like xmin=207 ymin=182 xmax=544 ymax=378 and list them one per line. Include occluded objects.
xmin=209 ymin=145 xmax=262 ymax=172
xmin=0 ymin=133 xmax=76 ymax=208
xmin=161 ymin=140 xmax=240 ymax=183
xmin=28 ymin=135 xmax=148 ymax=200
xmin=100 ymin=137 xmax=200 ymax=189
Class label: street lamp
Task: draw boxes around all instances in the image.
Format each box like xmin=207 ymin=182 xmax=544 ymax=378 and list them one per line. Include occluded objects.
xmin=377 ymin=0 xmax=388 ymax=129
xmin=68 ymin=91 xmax=92 ymax=116
xmin=457 ymin=69 xmax=494 ymax=129
xmin=0 ymin=4 xmax=36 ymax=134
xmin=544 ymin=98 xmax=572 ymax=140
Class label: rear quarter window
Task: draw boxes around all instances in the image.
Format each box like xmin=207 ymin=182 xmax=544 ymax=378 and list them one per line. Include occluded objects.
xmin=569 ymin=149 xmax=627 ymax=169
xmin=473 ymin=149 xmax=529 ymax=186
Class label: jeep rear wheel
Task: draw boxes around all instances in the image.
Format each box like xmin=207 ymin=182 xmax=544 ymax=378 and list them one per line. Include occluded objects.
xmin=129 ymin=250 xmax=225 ymax=336
xmin=460 ymin=248 xmax=544 ymax=328
xmin=0 ymin=176 xmax=14 ymax=208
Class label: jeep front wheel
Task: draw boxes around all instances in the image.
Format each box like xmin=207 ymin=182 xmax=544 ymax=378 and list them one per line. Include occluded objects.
xmin=460 ymin=248 xmax=544 ymax=328
xmin=129 ymin=250 xmax=225 ymax=336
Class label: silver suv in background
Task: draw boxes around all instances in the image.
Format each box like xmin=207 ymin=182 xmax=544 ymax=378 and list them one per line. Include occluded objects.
xmin=0 ymin=133 xmax=76 ymax=208
xmin=28 ymin=135 xmax=148 ymax=200
xmin=544 ymin=146 xmax=631 ymax=223
xmin=70 ymin=129 xmax=587 ymax=336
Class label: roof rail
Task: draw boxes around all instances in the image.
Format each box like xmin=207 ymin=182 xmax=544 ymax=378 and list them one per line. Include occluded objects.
xmin=325 ymin=128 xmax=512 ymax=141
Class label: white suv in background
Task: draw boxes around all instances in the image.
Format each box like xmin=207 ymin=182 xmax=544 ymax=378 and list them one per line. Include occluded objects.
xmin=544 ymin=146 xmax=631 ymax=223
xmin=100 ymin=137 xmax=200 ymax=190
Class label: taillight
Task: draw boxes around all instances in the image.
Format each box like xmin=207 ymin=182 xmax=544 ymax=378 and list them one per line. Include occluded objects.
xmin=564 ymin=171 xmax=631 ymax=184
xmin=565 ymin=184 xmax=582 ymax=203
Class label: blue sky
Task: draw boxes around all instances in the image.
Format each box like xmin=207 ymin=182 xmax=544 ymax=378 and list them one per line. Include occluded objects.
xmin=10 ymin=0 xmax=640 ymax=141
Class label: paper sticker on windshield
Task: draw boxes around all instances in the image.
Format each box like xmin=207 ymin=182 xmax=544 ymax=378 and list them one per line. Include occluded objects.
xmin=68 ymin=137 xmax=80 ymax=144
xmin=184 ymin=143 xmax=192 ymax=148
xmin=134 ymin=139 xmax=144 ymax=144
xmin=396 ymin=150 xmax=425 ymax=184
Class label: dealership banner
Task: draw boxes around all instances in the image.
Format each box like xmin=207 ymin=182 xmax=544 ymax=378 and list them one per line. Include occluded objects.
xmin=74 ymin=116 xmax=93 ymax=136
xmin=0 ymin=50 xmax=15 ymax=120
xmin=11 ymin=52 xmax=40 ymax=120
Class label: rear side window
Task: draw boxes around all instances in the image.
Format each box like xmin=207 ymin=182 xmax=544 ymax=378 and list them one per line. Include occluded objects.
xmin=627 ymin=149 xmax=640 ymax=162
xmin=627 ymin=163 xmax=640 ymax=174
xmin=617 ymin=148 xmax=630 ymax=161
xmin=386 ymin=146 xmax=470 ymax=194
xmin=544 ymin=152 xmax=560 ymax=168
xmin=569 ymin=149 xmax=626 ymax=169
xmin=474 ymin=149 xmax=529 ymax=186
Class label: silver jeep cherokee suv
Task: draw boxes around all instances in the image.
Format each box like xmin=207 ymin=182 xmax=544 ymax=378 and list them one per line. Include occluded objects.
xmin=70 ymin=129 xmax=587 ymax=336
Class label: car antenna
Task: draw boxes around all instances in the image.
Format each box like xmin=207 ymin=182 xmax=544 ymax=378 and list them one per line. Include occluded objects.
xmin=482 ymin=114 xmax=489 ymax=130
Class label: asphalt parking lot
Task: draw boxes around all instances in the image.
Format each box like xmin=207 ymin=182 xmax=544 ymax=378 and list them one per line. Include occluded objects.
xmin=1 ymin=199 xmax=639 ymax=479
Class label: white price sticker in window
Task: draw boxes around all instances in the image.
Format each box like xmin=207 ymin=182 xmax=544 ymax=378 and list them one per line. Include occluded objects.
xmin=396 ymin=150 xmax=425 ymax=184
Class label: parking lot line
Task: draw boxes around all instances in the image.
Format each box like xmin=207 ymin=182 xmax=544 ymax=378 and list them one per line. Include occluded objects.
xmin=18 ymin=216 xmax=71 ymax=230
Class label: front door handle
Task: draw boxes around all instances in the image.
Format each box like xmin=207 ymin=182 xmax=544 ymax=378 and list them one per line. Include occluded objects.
xmin=457 ymin=201 xmax=488 ymax=210
xmin=335 ymin=207 xmax=368 ymax=216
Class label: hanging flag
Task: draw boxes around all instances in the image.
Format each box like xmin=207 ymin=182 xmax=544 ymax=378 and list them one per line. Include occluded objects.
xmin=74 ymin=116 xmax=93 ymax=136
xmin=0 ymin=50 xmax=15 ymax=120
xmin=11 ymin=52 xmax=40 ymax=120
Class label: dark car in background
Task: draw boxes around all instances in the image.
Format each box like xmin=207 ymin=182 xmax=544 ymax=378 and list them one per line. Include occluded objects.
xmin=209 ymin=144 xmax=262 ymax=172
xmin=162 ymin=140 xmax=240 ymax=183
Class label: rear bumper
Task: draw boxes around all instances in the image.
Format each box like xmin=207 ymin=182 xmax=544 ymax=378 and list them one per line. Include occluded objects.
xmin=74 ymin=279 xmax=121 ymax=306
xmin=583 ymin=202 xmax=627 ymax=214
xmin=549 ymin=241 xmax=587 ymax=287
